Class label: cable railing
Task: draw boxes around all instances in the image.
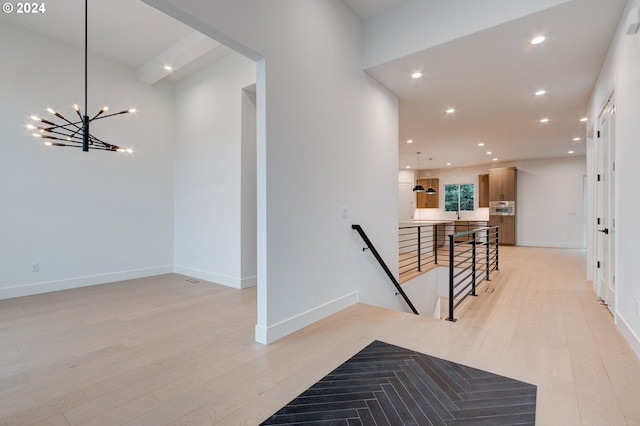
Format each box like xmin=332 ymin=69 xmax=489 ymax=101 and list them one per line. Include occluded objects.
xmin=398 ymin=223 xmax=448 ymax=281
xmin=399 ymin=222 xmax=490 ymax=282
xmin=446 ymin=226 xmax=499 ymax=322
xmin=353 ymin=223 xmax=500 ymax=321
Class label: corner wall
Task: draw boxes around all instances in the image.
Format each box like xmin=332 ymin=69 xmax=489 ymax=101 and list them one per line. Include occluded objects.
xmin=173 ymin=51 xmax=257 ymax=288
xmin=0 ymin=23 xmax=175 ymax=299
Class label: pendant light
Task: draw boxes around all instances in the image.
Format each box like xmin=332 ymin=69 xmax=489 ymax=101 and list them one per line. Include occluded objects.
xmin=425 ymin=158 xmax=437 ymax=194
xmin=27 ymin=0 xmax=135 ymax=152
xmin=412 ymin=152 xmax=425 ymax=192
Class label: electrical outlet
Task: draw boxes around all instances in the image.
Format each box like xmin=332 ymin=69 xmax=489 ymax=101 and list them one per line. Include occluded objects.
xmin=31 ymin=263 xmax=39 ymax=273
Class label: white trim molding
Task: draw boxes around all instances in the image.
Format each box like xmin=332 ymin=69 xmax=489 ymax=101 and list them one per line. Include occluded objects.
xmin=617 ymin=312 xmax=640 ymax=362
xmin=0 ymin=266 xmax=173 ymax=301
xmin=255 ymin=291 xmax=359 ymax=345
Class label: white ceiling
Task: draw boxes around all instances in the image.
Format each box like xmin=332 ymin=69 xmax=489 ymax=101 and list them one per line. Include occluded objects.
xmin=342 ymin=0 xmax=413 ymax=20
xmin=361 ymin=0 xmax=627 ymax=169
xmin=0 ymin=0 xmax=230 ymax=83
xmin=1 ymin=0 xmax=627 ymax=169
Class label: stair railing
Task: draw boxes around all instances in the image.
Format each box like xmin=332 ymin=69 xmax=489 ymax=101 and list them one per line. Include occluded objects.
xmin=352 ymin=224 xmax=419 ymax=315
xmin=446 ymin=226 xmax=499 ymax=322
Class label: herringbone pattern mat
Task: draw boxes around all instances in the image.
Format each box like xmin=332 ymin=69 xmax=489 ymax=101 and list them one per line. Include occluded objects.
xmin=261 ymin=340 xmax=536 ymax=425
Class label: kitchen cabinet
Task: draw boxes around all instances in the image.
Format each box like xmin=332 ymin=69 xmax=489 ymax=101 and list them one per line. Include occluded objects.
xmin=416 ymin=178 xmax=439 ymax=208
xmin=478 ymin=174 xmax=489 ymax=207
xmin=489 ymin=215 xmax=515 ymax=245
xmin=489 ymin=167 xmax=517 ymax=201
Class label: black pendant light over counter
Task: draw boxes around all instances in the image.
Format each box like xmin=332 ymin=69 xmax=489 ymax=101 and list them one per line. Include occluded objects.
xmin=425 ymin=157 xmax=437 ymax=194
xmin=27 ymin=0 xmax=135 ymax=152
xmin=412 ymin=152 xmax=425 ymax=192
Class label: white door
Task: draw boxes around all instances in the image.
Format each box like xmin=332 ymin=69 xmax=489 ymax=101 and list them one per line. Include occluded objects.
xmin=596 ymin=97 xmax=616 ymax=315
xmin=399 ymin=183 xmax=414 ymax=222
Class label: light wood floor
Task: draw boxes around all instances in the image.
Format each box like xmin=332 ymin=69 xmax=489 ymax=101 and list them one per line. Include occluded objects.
xmin=1 ymin=246 xmax=639 ymax=425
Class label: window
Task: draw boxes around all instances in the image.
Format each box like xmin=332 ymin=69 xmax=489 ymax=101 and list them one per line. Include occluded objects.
xmin=445 ymin=184 xmax=474 ymax=211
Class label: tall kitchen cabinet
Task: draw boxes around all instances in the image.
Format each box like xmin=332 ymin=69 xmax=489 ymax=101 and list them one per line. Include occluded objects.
xmin=489 ymin=167 xmax=517 ymax=245
xmin=489 ymin=167 xmax=516 ymax=201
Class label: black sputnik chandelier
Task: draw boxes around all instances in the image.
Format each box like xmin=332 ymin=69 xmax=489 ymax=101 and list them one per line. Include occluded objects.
xmin=28 ymin=0 xmax=135 ymax=152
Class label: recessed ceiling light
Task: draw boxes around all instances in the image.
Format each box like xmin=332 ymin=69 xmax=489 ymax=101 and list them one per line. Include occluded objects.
xmin=573 ymin=137 xmax=581 ymax=141
xmin=540 ymin=118 xmax=550 ymax=123
xmin=486 ymin=151 xmax=492 ymax=155
xmin=568 ymin=151 xmax=575 ymax=154
xmin=580 ymin=117 xmax=588 ymax=122
xmin=164 ymin=65 xmax=173 ymax=71
xmin=531 ymin=36 xmax=546 ymax=45
xmin=493 ymin=158 xmax=499 ymax=161
xmin=406 ymin=165 xmax=411 ymax=169
xmin=407 ymin=139 xmax=413 ymax=144
xmin=411 ymin=72 xmax=423 ymax=79
xmin=446 ymin=162 xmax=452 ymax=166
xmin=446 ymin=108 xmax=455 ymax=114
xmin=535 ymin=90 xmax=547 ymax=96
xmin=478 ymin=142 xmax=485 ymax=147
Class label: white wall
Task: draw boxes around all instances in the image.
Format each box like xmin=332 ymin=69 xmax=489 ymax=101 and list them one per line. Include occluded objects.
xmin=408 ymin=156 xmax=586 ymax=248
xmin=588 ymin=0 xmax=640 ymax=358
xmin=514 ymin=157 xmax=586 ymax=248
xmin=173 ymin=51 xmax=256 ymax=288
xmin=145 ymin=0 xmax=401 ymax=344
xmin=398 ymin=169 xmax=415 ymax=221
xmin=0 ymin=23 xmax=175 ymax=299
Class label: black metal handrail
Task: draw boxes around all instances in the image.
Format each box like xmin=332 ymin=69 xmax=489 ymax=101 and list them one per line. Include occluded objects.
xmin=446 ymin=226 xmax=499 ymax=322
xmin=352 ymin=224 xmax=419 ymax=315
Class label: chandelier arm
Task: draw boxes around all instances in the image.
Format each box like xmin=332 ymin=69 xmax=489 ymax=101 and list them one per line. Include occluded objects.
xmin=89 ymin=109 xmax=106 ymax=121
xmin=40 ymin=128 xmax=79 ymax=139
xmin=91 ymin=110 xmax=133 ymax=121
xmin=40 ymin=120 xmax=84 ymax=133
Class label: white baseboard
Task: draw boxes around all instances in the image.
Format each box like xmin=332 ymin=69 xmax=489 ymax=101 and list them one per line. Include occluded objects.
xmin=0 ymin=266 xmax=173 ymax=300
xmin=517 ymin=241 xmax=586 ymax=249
xmin=255 ymin=291 xmax=359 ymax=345
xmin=617 ymin=312 xmax=640 ymax=361
xmin=173 ymin=266 xmax=256 ymax=289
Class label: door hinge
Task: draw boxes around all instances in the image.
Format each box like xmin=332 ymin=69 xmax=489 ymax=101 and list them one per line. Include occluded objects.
xmin=612 ymin=162 xmax=615 ymax=172
xmin=597 ymin=217 xmax=601 ymax=225
xmin=597 ymin=261 xmax=601 ymax=269
xmin=597 ymin=174 xmax=601 ymax=182
xmin=597 ymin=130 xmax=601 ymax=138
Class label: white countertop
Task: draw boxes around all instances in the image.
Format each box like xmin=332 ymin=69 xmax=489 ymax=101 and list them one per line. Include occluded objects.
xmin=399 ymin=220 xmax=454 ymax=227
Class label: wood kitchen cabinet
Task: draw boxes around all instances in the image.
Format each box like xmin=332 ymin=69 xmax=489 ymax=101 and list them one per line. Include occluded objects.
xmin=478 ymin=174 xmax=489 ymax=207
xmin=489 ymin=167 xmax=517 ymax=201
xmin=416 ymin=178 xmax=439 ymax=208
xmin=489 ymin=215 xmax=515 ymax=245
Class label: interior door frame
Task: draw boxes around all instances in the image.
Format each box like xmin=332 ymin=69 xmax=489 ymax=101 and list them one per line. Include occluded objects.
xmin=595 ymin=92 xmax=616 ymax=317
